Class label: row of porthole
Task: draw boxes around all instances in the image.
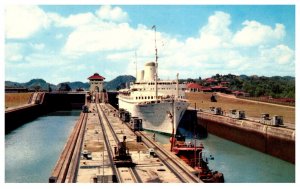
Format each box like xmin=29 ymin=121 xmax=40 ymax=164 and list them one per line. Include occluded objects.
xmin=135 ymin=96 xmax=184 ymax=100
xmin=135 ymin=96 xmax=154 ymax=100
xmin=137 ymin=88 xmax=186 ymax=91
xmin=147 ymin=82 xmax=176 ymax=85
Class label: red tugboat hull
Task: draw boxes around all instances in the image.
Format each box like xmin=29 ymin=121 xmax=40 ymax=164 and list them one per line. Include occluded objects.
xmin=170 ymin=137 xmax=224 ymax=183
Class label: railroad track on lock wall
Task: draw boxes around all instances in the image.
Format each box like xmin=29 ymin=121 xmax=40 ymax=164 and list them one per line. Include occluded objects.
xmin=95 ymin=102 xmax=142 ymax=183
xmin=101 ymin=103 xmax=201 ymax=183
xmin=49 ymin=112 xmax=88 ymax=183
xmin=136 ymin=130 xmax=201 ymax=183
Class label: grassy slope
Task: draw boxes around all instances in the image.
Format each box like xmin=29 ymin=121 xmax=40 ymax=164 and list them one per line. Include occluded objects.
xmin=186 ymin=92 xmax=295 ymax=124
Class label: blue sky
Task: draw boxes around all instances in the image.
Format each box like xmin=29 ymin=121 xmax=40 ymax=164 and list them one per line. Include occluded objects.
xmin=5 ymin=5 xmax=295 ymax=84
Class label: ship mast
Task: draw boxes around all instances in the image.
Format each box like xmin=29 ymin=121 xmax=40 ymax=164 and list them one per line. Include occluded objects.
xmin=135 ymin=51 xmax=137 ymax=82
xmin=176 ymin=73 xmax=179 ymax=99
xmin=152 ymin=25 xmax=158 ymax=99
xmin=153 ymin=26 xmax=158 ymax=65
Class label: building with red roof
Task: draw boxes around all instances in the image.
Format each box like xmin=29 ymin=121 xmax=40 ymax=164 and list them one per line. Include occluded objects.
xmin=88 ymin=73 xmax=105 ymax=92
xmin=186 ymin=83 xmax=212 ymax=93
xmin=220 ymin=81 xmax=230 ymax=86
xmin=204 ymin=78 xmax=217 ymax=85
xmin=186 ymin=83 xmax=202 ymax=92
xmin=201 ymin=87 xmax=213 ymax=92
xmin=88 ymin=73 xmax=105 ymax=80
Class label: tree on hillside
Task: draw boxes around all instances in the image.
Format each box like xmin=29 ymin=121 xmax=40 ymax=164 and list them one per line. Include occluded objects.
xmin=187 ymin=78 xmax=195 ymax=83
xmin=34 ymin=85 xmax=41 ymax=92
xmin=116 ymin=83 xmax=126 ymax=90
xmin=48 ymin=84 xmax=52 ymax=92
xmin=58 ymin=83 xmax=71 ymax=91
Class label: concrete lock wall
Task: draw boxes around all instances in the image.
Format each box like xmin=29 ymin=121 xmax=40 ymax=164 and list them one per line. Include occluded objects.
xmin=197 ymin=112 xmax=295 ymax=164
xmin=266 ymin=127 xmax=295 ymax=164
xmin=5 ymin=93 xmax=86 ymax=134
xmin=5 ymin=105 xmax=45 ymax=134
xmin=43 ymin=93 xmax=86 ymax=111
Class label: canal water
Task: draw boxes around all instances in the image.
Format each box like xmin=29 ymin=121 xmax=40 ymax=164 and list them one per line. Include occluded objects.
xmin=5 ymin=110 xmax=81 ymax=183
xmin=152 ymin=131 xmax=295 ymax=183
xmin=5 ymin=110 xmax=295 ymax=183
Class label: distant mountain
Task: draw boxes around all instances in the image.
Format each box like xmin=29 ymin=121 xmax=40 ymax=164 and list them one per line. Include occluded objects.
xmin=5 ymin=74 xmax=294 ymax=97
xmin=239 ymin=75 xmax=249 ymax=80
xmin=5 ymin=79 xmax=54 ymax=90
xmin=56 ymin=75 xmax=136 ymax=91
xmin=23 ymin=79 xmax=51 ymax=90
xmin=5 ymin=81 xmax=23 ymax=88
xmin=57 ymin=81 xmax=89 ymax=90
xmin=5 ymin=75 xmax=136 ymax=92
xmin=273 ymin=76 xmax=295 ymax=81
xmin=104 ymin=75 xmax=136 ymax=91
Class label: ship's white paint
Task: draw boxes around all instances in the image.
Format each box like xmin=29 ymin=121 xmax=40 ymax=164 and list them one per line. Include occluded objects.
xmin=118 ymin=62 xmax=189 ymax=135
xmin=136 ymin=70 xmax=144 ymax=83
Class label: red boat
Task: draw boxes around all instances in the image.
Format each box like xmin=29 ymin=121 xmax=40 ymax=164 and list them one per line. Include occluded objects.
xmin=170 ymin=135 xmax=224 ymax=183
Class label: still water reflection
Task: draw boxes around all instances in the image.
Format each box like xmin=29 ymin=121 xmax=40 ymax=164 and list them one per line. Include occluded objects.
xmin=5 ymin=110 xmax=80 ymax=183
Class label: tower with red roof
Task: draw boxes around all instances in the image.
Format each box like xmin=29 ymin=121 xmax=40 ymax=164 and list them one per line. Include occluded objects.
xmin=87 ymin=73 xmax=105 ymax=92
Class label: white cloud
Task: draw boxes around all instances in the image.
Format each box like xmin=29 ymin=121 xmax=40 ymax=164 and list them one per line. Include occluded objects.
xmin=198 ymin=11 xmax=233 ymax=49
xmin=233 ymin=21 xmax=286 ymax=47
xmin=5 ymin=7 xmax=294 ymax=83
xmin=63 ymin=13 xmax=96 ymax=27
xmin=5 ymin=43 xmax=24 ymax=62
xmin=7 ymin=54 xmax=23 ymax=62
xmin=55 ymin=34 xmax=63 ymax=39
xmin=96 ymin=5 xmax=129 ymax=23
xmin=63 ymin=22 xmax=150 ymax=56
xmin=104 ymin=70 xmax=119 ymax=79
xmin=5 ymin=5 xmax=49 ymax=39
xmin=48 ymin=5 xmax=128 ymax=29
xmin=30 ymin=43 xmax=45 ymax=50
xmin=17 ymin=8 xmax=266 ymax=79
xmin=48 ymin=12 xmax=96 ymax=28
xmin=106 ymin=52 xmax=134 ymax=62
xmin=45 ymin=6 xmax=132 ymax=57
xmin=260 ymin=45 xmax=294 ymax=65
xmin=5 ymin=42 xmax=45 ymax=63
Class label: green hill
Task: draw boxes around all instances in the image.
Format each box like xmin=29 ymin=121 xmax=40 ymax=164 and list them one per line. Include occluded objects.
xmin=104 ymin=75 xmax=136 ymax=91
xmin=5 ymin=75 xmax=136 ymax=92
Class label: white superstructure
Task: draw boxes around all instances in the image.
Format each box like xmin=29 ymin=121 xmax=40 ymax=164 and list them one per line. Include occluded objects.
xmin=117 ymin=62 xmax=189 ymax=135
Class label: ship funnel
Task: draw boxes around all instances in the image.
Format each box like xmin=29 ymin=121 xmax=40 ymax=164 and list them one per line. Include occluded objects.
xmin=144 ymin=62 xmax=156 ymax=81
xmin=136 ymin=70 xmax=144 ymax=82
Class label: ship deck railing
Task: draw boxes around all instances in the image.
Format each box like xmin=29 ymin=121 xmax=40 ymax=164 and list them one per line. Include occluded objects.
xmin=118 ymin=95 xmax=188 ymax=104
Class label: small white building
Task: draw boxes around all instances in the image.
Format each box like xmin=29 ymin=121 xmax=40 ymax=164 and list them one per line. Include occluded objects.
xmin=87 ymin=73 xmax=105 ymax=92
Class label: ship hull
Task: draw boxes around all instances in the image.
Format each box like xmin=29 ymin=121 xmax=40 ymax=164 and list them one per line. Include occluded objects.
xmin=118 ymin=98 xmax=189 ymax=135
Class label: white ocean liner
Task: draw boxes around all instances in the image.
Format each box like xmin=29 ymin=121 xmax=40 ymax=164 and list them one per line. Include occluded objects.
xmin=117 ymin=61 xmax=189 ymax=135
